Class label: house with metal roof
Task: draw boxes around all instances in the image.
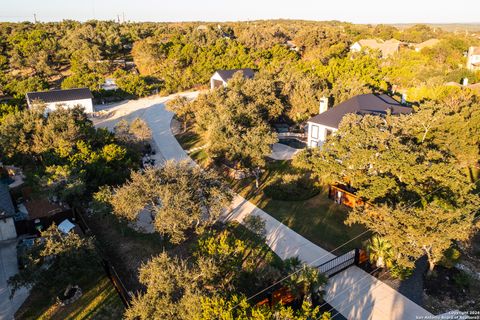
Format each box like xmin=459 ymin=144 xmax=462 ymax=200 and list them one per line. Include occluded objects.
xmin=210 ymin=68 xmax=255 ymax=89
xmin=306 ymin=94 xmax=412 ymax=147
xmin=26 ymin=88 xmax=94 ymax=114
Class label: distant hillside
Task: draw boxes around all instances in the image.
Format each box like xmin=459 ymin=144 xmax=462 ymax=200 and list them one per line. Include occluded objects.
xmin=391 ymin=23 xmax=480 ymax=32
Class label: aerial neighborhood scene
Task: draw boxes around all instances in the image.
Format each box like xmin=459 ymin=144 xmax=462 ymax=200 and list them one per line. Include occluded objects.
xmin=1 ymin=0 xmax=480 ymax=319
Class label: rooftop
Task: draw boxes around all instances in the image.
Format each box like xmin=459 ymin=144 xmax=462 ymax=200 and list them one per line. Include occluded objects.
xmin=308 ymin=93 xmax=412 ymax=129
xmin=26 ymin=88 xmax=93 ymax=104
xmin=469 ymin=46 xmax=480 ymax=55
xmin=354 ymin=39 xmax=402 ymax=57
xmin=214 ymin=68 xmax=255 ymax=82
xmin=0 ymin=183 xmax=15 ymax=216
xmin=414 ymin=39 xmax=440 ymax=50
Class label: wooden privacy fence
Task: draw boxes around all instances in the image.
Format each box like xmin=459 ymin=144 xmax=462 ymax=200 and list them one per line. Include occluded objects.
xmin=102 ymin=259 xmax=132 ymax=307
xmin=329 ymin=184 xmax=366 ymax=208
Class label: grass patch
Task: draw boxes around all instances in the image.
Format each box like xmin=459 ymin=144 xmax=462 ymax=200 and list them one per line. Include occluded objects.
xmin=16 ymin=269 xmax=124 ymax=320
xmin=175 ymin=130 xmax=202 ymax=151
xmin=175 ymin=130 xmax=209 ymax=166
xmin=230 ymin=160 xmax=368 ymax=253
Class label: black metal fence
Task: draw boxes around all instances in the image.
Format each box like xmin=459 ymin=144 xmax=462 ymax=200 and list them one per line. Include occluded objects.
xmin=317 ymin=249 xmax=359 ymax=278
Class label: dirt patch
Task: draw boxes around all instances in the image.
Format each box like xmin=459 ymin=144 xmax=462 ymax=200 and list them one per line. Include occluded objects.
xmin=423 ymin=265 xmax=480 ymax=314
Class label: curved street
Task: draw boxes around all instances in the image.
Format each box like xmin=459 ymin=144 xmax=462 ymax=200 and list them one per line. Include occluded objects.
xmin=93 ymin=93 xmax=432 ymax=320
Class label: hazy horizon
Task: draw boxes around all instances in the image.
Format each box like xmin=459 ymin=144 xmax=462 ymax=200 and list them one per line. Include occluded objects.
xmin=1 ymin=0 xmax=479 ymax=24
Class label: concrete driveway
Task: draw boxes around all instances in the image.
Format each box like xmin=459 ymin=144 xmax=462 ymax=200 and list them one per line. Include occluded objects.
xmin=0 ymin=240 xmax=29 ymax=320
xmin=92 ymin=93 xmax=433 ymax=320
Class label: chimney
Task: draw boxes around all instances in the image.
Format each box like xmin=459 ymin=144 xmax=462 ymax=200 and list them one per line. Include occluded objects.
xmin=319 ymin=96 xmax=329 ymax=114
xmin=401 ymin=93 xmax=407 ymax=105
xmin=462 ymin=78 xmax=469 ymax=86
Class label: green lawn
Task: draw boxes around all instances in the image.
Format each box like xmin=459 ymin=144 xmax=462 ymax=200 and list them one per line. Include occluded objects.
xmin=16 ymin=270 xmax=124 ymax=320
xmin=229 ymin=161 xmax=369 ymax=253
xmin=175 ymin=130 xmax=370 ymax=254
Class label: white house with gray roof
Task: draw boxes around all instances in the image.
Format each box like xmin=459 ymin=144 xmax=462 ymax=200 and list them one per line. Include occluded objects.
xmin=210 ymin=68 xmax=255 ymax=89
xmin=26 ymin=88 xmax=94 ymax=114
xmin=307 ymin=94 xmax=412 ymax=148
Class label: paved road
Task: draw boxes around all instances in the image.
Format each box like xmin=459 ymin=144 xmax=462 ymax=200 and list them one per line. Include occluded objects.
xmin=93 ymin=94 xmax=433 ymax=320
xmin=0 ymin=240 xmax=29 ymax=320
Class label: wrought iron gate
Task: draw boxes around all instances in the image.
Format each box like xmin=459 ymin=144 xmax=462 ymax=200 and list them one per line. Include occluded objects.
xmin=316 ymin=249 xmax=359 ymax=278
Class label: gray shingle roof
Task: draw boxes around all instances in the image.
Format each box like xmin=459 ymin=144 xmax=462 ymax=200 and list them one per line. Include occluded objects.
xmin=214 ymin=68 xmax=255 ymax=82
xmin=0 ymin=183 xmax=15 ymax=216
xmin=26 ymin=88 xmax=93 ymax=104
xmin=308 ymin=94 xmax=412 ymax=129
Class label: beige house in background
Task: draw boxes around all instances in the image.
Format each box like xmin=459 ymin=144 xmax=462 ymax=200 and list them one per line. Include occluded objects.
xmin=350 ymin=39 xmax=402 ymax=58
xmin=413 ymin=39 xmax=440 ymax=52
xmin=467 ymin=46 xmax=480 ymax=71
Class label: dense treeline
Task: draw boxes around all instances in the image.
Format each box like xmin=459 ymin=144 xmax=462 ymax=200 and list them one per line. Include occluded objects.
xmin=1 ymin=20 xmax=479 ymax=122
xmin=0 ymin=106 xmax=150 ymax=204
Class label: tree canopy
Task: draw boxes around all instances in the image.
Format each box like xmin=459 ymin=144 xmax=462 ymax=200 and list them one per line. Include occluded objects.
xmin=109 ymin=161 xmax=233 ymax=243
xmin=294 ymin=91 xmax=480 ymax=271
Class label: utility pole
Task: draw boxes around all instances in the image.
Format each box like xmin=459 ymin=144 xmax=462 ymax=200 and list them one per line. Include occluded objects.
xmin=117 ymin=14 xmax=120 ymax=24
xmin=122 ymin=12 xmax=125 ymax=23
xmin=33 ymin=13 xmax=37 ymax=23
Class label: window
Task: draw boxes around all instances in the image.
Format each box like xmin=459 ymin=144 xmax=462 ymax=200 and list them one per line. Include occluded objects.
xmin=311 ymin=125 xmax=319 ymax=139
xmin=325 ymin=129 xmax=333 ymax=138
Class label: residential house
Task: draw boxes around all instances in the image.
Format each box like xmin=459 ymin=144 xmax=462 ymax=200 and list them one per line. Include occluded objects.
xmin=12 ymin=186 xmax=73 ymax=235
xmin=0 ymin=183 xmax=17 ymax=240
xmin=26 ymin=88 xmax=94 ymax=114
xmin=467 ymin=46 xmax=480 ymax=71
xmin=350 ymin=39 xmax=403 ymax=58
xmin=210 ymin=68 xmax=255 ymax=89
xmin=413 ymin=38 xmax=440 ymax=52
xmin=286 ymin=40 xmax=300 ymax=52
xmin=306 ymin=93 xmax=412 ymax=148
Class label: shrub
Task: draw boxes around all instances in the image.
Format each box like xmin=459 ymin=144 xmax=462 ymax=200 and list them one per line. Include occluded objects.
xmin=389 ymin=264 xmax=413 ymax=280
xmin=452 ymin=271 xmax=471 ymax=289
xmin=440 ymin=247 xmax=461 ymax=268
xmin=264 ymin=174 xmax=320 ymax=201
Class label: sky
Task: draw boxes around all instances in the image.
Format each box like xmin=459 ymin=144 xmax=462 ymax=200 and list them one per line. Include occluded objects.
xmin=0 ymin=0 xmax=479 ymax=24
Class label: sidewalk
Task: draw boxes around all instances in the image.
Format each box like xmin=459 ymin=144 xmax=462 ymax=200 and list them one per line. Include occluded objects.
xmin=0 ymin=240 xmax=29 ymax=320
xmin=94 ymin=94 xmax=433 ymax=320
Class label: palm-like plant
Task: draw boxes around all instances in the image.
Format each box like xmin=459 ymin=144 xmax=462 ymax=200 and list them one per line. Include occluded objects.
xmin=366 ymin=234 xmax=394 ymax=269
xmin=284 ymin=257 xmax=327 ymax=302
